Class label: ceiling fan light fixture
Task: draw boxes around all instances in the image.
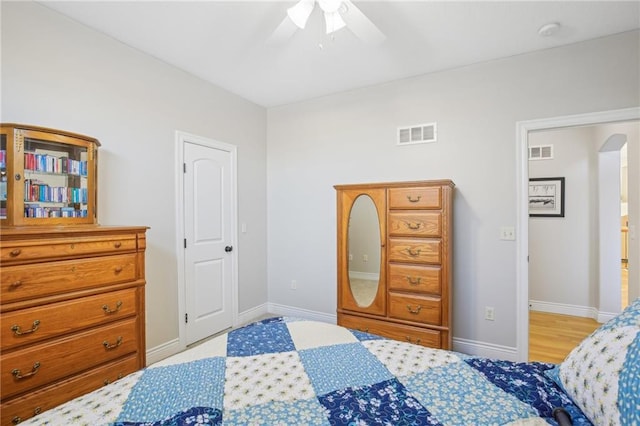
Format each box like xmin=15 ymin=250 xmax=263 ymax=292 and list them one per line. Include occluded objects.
xmin=287 ymin=0 xmax=315 ymax=29
xmin=318 ymin=0 xmax=343 ymax=13
xmin=324 ymin=11 xmax=346 ymax=34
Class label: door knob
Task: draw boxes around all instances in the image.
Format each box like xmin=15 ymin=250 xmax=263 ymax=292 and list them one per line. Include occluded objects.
xmin=225 ymin=246 xmax=233 ymax=252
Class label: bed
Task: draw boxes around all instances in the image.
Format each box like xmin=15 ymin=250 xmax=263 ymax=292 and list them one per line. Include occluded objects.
xmin=22 ymin=297 xmax=639 ymax=426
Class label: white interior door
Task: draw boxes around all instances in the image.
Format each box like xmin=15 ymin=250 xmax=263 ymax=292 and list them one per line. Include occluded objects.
xmin=184 ymin=139 xmax=234 ymax=345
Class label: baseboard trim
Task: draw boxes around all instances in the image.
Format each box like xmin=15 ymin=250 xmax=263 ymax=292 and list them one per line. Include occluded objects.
xmin=453 ymin=337 xmax=518 ymax=361
xmin=146 ymin=337 xmax=181 ymax=365
xmin=597 ymin=311 xmax=617 ymax=323
xmin=349 ymin=271 xmax=380 ymax=281
xmin=236 ymin=303 xmax=270 ymax=326
xmin=267 ymin=302 xmax=337 ymax=324
xmin=529 ymin=299 xmax=599 ymax=320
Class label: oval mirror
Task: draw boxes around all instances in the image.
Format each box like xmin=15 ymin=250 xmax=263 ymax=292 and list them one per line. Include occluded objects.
xmin=348 ymin=194 xmax=381 ymax=307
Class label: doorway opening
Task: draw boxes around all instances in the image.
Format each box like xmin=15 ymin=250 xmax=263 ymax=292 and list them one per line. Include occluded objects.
xmin=515 ymin=107 xmax=640 ymax=362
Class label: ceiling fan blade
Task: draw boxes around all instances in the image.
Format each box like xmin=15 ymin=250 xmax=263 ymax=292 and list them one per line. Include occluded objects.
xmin=266 ymin=15 xmax=300 ymax=45
xmin=340 ymin=0 xmax=385 ymax=44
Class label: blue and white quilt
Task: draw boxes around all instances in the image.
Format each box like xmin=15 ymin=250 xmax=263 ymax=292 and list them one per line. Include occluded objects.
xmin=25 ymin=317 xmax=590 ymax=426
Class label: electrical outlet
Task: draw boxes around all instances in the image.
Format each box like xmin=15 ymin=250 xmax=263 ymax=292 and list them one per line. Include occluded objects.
xmin=485 ymin=306 xmax=495 ymax=321
xmin=500 ymin=226 xmax=516 ymax=240
xmin=363 ymin=254 xmax=368 ymax=262
xmin=291 ymin=280 xmax=297 ymax=290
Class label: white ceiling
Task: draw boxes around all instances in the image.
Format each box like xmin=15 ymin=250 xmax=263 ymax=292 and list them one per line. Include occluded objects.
xmin=40 ymin=1 xmax=640 ymax=108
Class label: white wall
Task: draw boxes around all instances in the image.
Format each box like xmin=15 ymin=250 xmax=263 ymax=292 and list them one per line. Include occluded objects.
xmin=1 ymin=2 xmax=268 ymax=352
xmin=267 ymin=30 xmax=640 ymax=349
xmin=528 ymin=127 xmax=599 ymax=311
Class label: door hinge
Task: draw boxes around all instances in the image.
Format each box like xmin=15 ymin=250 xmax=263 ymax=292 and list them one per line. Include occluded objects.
xmin=185 ymin=313 xmax=188 ymax=323
xmin=183 ymin=163 xmax=186 ymax=173
xmin=184 ymin=238 xmax=187 ymax=249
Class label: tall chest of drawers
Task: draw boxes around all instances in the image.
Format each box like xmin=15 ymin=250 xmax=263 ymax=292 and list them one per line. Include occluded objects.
xmin=336 ymin=180 xmax=454 ymax=350
xmin=0 ymin=226 xmax=147 ymax=425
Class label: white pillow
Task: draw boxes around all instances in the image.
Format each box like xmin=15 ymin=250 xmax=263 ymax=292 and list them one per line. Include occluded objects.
xmin=557 ymin=297 xmax=639 ymax=426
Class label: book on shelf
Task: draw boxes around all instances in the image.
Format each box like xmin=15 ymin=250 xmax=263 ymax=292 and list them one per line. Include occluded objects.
xmin=24 ymin=204 xmax=87 ymax=218
xmin=24 ymin=152 xmax=88 ymax=176
xmin=23 ymin=179 xmax=87 ymax=204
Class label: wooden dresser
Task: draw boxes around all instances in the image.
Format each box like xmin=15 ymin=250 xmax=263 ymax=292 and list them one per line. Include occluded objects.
xmin=0 ymin=226 xmax=147 ymax=425
xmin=336 ymin=180 xmax=454 ymax=349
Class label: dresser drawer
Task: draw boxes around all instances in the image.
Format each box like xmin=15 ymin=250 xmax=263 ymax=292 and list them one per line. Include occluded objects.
xmin=1 ymin=354 xmax=139 ymax=425
xmin=389 ymin=187 xmax=441 ymax=209
xmin=388 ymin=212 xmax=441 ymax=237
xmin=388 ymin=238 xmax=441 ymax=264
xmin=388 ymin=264 xmax=441 ymax=295
xmin=1 ymin=288 xmax=138 ymax=351
xmin=1 ymin=318 xmax=138 ymax=399
xmin=1 ymin=235 xmax=137 ymax=264
xmin=388 ymin=293 xmax=441 ymax=325
xmin=1 ymin=254 xmax=137 ymax=304
xmin=338 ymin=313 xmax=442 ymax=349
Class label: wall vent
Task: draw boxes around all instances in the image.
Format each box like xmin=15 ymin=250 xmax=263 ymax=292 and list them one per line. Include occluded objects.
xmin=529 ymin=144 xmax=553 ymax=160
xmin=398 ymin=123 xmax=437 ymax=145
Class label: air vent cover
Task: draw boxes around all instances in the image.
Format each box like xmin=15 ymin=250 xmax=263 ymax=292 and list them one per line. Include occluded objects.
xmin=398 ymin=123 xmax=437 ymax=145
xmin=529 ymin=145 xmax=553 ymax=160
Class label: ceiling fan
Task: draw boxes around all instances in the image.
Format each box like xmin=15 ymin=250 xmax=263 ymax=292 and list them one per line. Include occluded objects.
xmin=268 ymin=0 xmax=386 ymax=45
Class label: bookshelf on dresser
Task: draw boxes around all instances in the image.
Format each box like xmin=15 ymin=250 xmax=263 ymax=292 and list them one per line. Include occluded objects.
xmin=0 ymin=123 xmax=98 ymax=226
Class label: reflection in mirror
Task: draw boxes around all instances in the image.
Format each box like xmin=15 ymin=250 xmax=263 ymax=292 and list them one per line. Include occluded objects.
xmin=348 ymin=194 xmax=381 ymax=307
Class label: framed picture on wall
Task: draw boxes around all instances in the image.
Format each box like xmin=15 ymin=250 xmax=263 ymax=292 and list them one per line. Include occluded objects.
xmin=529 ymin=177 xmax=565 ymax=217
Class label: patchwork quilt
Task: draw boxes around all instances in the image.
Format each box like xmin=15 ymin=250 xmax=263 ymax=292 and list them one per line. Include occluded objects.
xmin=25 ymin=317 xmax=590 ymax=426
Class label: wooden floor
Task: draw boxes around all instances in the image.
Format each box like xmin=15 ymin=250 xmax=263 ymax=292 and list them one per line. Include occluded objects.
xmin=529 ymin=266 xmax=629 ymax=363
xmin=622 ymin=266 xmax=629 ymax=309
xmin=529 ymin=311 xmax=600 ymax=364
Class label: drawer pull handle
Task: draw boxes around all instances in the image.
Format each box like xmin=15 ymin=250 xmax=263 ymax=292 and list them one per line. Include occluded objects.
xmin=10 ymin=249 xmax=22 ymax=257
xmin=12 ymin=416 xmax=22 ymax=425
xmin=406 ymin=248 xmax=421 ymax=257
xmin=405 ymin=336 xmax=422 ymax=345
xmin=12 ymin=362 xmax=41 ymax=380
xmin=102 ymin=301 xmax=123 ymax=314
xmin=34 ymin=407 xmax=41 ymax=415
xmin=104 ymin=373 xmax=124 ymax=385
xmin=407 ymin=276 xmax=422 ymax=285
xmin=114 ymin=242 xmax=122 ymax=248
xmin=358 ymin=327 xmax=369 ymax=333
xmin=406 ymin=304 xmax=422 ymax=315
xmin=114 ymin=266 xmax=123 ymax=274
xmin=406 ymin=195 xmax=422 ymax=203
xmin=9 ymin=280 xmax=23 ymax=289
xmin=103 ymin=336 xmax=123 ymax=349
xmin=11 ymin=320 xmax=40 ymax=336
xmin=407 ymin=222 xmax=422 ymax=230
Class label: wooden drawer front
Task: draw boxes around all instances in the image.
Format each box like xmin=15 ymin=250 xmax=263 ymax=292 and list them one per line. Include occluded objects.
xmin=1 ymin=235 xmax=137 ymax=264
xmin=1 ymin=254 xmax=137 ymax=303
xmin=2 ymin=288 xmax=137 ymax=351
xmin=338 ymin=313 xmax=441 ymax=348
xmin=389 ymin=264 xmax=441 ymax=295
xmin=388 ymin=293 xmax=441 ymax=325
xmin=388 ymin=238 xmax=441 ymax=264
xmin=388 ymin=212 xmax=441 ymax=237
xmin=1 ymin=318 xmax=138 ymax=399
xmin=389 ymin=187 xmax=441 ymax=209
xmin=1 ymin=355 xmax=139 ymax=425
